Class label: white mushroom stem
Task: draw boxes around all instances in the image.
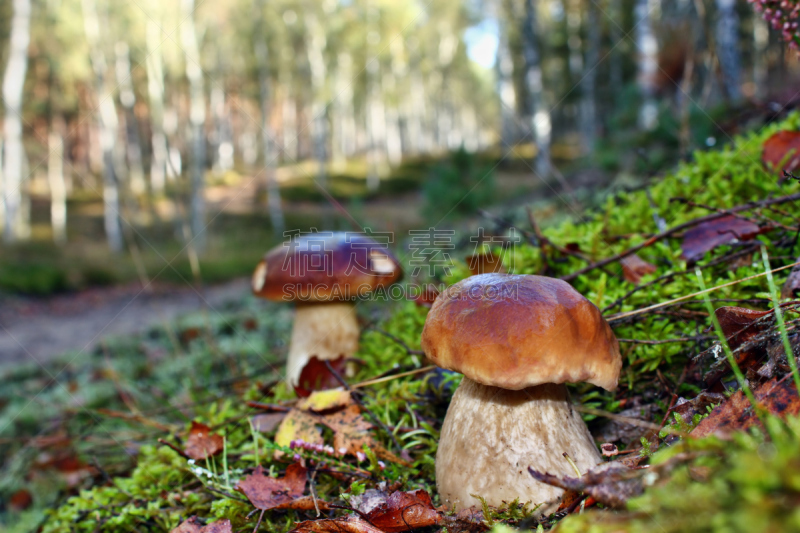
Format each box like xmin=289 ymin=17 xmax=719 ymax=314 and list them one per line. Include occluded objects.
xmin=285 ymin=303 xmax=360 ymax=387
xmin=436 ymin=377 xmax=601 ymax=514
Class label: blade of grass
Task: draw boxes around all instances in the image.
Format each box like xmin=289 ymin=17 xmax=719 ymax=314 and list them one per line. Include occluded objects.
xmin=694 ymin=269 xmax=758 ymax=407
xmin=760 ymin=246 xmax=800 ymax=395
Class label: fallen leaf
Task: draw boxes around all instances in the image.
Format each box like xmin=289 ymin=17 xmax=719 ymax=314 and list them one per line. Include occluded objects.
xmin=8 ymin=489 xmax=33 ymax=512
xmin=762 ymin=130 xmax=800 ymax=174
xmin=295 ymin=356 xmax=347 ymax=397
xmin=528 ymin=453 xmax=695 ymax=508
xmin=783 ymin=260 xmax=800 ymax=299
xmin=296 ymin=389 xmax=352 ymax=413
xmin=185 ymin=421 xmax=224 ymax=461
xmin=410 ymin=284 xmax=439 ymax=308
xmin=171 ymin=517 xmax=233 ymax=533
xmin=363 ymin=490 xmax=442 ymax=533
xmin=620 ymin=254 xmax=657 ymax=284
xmin=465 ymin=252 xmax=506 ymax=276
xmin=235 ymin=463 xmax=329 ymax=512
xmin=251 ymin=413 xmax=288 ymax=433
xmin=274 ymin=409 xmax=323 ymax=449
xmin=691 ymin=377 xmax=800 ymax=438
xmin=291 ymin=516 xmax=385 ymax=533
xmin=680 ymin=215 xmax=764 ymax=263
xmin=320 ymin=404 xmax=409 ymax=465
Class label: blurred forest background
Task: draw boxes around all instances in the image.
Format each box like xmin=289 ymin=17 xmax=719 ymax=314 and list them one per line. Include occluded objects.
xmin=0 ymin=0 xmax=797 ymax=295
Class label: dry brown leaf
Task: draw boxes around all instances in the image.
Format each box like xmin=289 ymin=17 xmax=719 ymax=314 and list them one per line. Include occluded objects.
xmin=235 ymin=463 xmax=331 ymax=512
xmin=465 ymin=252 xmax=506 ymax=276
xmin=363 ymin=490 xmax=442 ymax=533
xmin=762 ymin=130 xmax=800 ymax=174
xmin=171 ymin=517 xmax=232 ymax=533
xmin=620 ymin=254 xmax=657 ymax=284
xmin=274 ymin=409 xmax=324 ymax=449
xmin=8 ymin=489 xmax=33 ymax=512
xmin=291 ymin=516 xmax=385 ymax=533
xmin=680 ymin=215 xmax=763 ymax=263
xmin=692 ymin=377 xmax=800 ymax=438
xmin=184 ymin=421 xmax=224 ymax=461
xmin=782 ymin=261 xmax=800 ymax=299
xmin=295 ymin=356 xmax=348 ymax=397
xmin=320 ymin=404 xmax=409 ymax=465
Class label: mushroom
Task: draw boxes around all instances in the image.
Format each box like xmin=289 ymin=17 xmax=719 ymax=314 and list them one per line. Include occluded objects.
xmin=252 ymin=232 xmax=403 ymax=389
xmin=421 ymin=273 xmax=621 ymax=514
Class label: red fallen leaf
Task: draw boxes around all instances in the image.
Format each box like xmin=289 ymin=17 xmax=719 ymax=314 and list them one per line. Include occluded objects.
xmin=363 ymin=490 xmax=442 ymax=533
xmin=185 ymin=421 xmax=224 ymax=461
xmin=465 ymin=252 xmax=506 ymax=276
xmin=236 ymin=463 xmax=330 ymax=512
xmin=762 ymin=130 xmax=800 ymax=174
xmin=680 ymin=215 xmax=763 ymax=263
xmin=172 ymin=517 xmax=232 ymax=533
xmin=692 ymin=377 xmax=800 ymax=438
xmin=8 ymin=489 xmax=33 ymax=512
xmin=410 ymin=284 xmax=439 ymax=308
xmin=619 ymin=254 xmax=657 ymax=284
xmin=251 ymin=413 xmax=287 ymax=433
xmin=715 ymin=306 xmax=774 ymax=350
xmin=320 ymin=404 xmax=409 ymax=465
xmin=294 ymin=356 xmax=347 ymax=398
xmin=783 ymin=261 xmax=800 ymax=299
xmin=291 ymin=516 xmax=385 ymax=533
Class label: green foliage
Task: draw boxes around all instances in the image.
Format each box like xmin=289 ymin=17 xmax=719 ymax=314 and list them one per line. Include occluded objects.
xmin=423 ymin=147 xmax=495 ymax=220
xmin=556 ymin=416 xmax=800 ymax=533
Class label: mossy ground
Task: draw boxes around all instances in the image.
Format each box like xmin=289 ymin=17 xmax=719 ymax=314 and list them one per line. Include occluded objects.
xmin=2 ymin=114 xmax=800 ymax=532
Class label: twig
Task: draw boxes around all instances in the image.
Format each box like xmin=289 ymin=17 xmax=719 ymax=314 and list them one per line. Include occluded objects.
xmin=570 ymin=404 xmax=663 ymax=432
xmin=350 ymin=366 xmax=437 ymax=389
xmin=606 ymin=260 xmax=800 ymax=323
xmin=252 ymin=509 xmax=266 ymax=533
xmin=617 ymin=336 xmax=714 ymax=345
xmin=562 ymin=191 xmax=800 ymax=282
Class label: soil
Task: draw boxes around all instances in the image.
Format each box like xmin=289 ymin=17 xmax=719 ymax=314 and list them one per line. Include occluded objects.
xmin=0 ymin=278 xmax=250 ymax=369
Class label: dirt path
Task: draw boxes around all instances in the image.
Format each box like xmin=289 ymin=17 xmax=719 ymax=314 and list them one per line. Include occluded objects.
xmin=0 ymin=278 xmax=250 ymax=369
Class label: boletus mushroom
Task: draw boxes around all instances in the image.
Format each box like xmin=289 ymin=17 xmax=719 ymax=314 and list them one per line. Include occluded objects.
xmin=252 ymin=232 xmax=402 ymax=389
xmin=421 ymin=273 xmax=621 ymax=513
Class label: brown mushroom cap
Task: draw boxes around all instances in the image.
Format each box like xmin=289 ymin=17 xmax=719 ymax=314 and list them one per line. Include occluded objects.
xmin=252 ymin=232 xmax=403 ymax=302
xmin=420 ymin=273 xmax=621 ymax=391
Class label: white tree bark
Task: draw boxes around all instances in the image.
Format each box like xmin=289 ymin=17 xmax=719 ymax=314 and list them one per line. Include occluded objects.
xmin=115 ymin=41 xmax=146 ymax=196
xmin=146 ymin=19 xmax=168 ymax=194
xmin=635 ymin=0 xmax=659 ymax=130
xmin=2 ymin=0 xmax=32 ymax=243
xmin=715 ymin=0 xmax=741 ymax=101
xmin=48 ymin=126 xmax=67 ymax=245
xmin=82 ymin=0 xmax=123 ymax=252
xmin=580 ymin=0 xmax=600 ymax=154
xmin=521 ymin=0 xmax=551 ymax=178
xmin=496 ymin=14 xmax=518 ymax=153
xmin=332 ymin=52 xmax=356 ymax=167
xmin=255 ymin=0 xmax=285 ymax=235
xmin=181 ymin=0 xmax=207 ymax=250
xmin=305 ymin=12 xmax=329 ymax=192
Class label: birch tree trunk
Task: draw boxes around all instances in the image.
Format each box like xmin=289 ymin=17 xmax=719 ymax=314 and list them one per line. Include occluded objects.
xmin=580 ymin=0 xmax=600 ymax=154
xmin=48 ymin=120 xmax=67 ymax=245
xmin=332 ymin=52 xmax=356 ymax=167
xmin=753 ymin=14 xmax=768 ymax=100
xmin=2 ymin=0 xmax=32 ymax=243
xmin=609 ymin=0 xmax=623 ymax=100
xmin=496 ymin=16 xmax=518 ymax=154
xmin=635 ymin=0 xmax=659 ymax=130
xmin=255 ymin=0 xmax=285 ymax=235
xmin=82 ymin=0 xmax=123 ymax=252
xmin=521 ymin=0 xmax=551 ymax=178
xmin=715 ymin=0 xmax=741 ymax=101
xmin=146 ymin=19 xmax=168 ymax=194
xmin=304 ymin=12 xmax=329 ymax=192
xmin=115 ymin=41 xmax=146 ymax=196
xmin=181 ymin=0 xmax=207 ymax=250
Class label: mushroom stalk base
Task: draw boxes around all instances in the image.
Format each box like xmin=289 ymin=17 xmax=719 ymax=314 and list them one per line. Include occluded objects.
xmin=436 ymin=377 xmax=601 ymax=514
xmin=286 ymin=303 xmax=360 ymax=387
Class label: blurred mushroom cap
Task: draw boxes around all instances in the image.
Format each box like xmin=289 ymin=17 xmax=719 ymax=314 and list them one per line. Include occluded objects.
xmin=252 ymin=232 xmax=403 ymax=302
xmin=421 ymin=273 xmax=621 ymax=391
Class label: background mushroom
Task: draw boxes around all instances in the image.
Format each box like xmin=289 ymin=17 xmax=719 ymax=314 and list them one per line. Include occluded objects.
xmin=253 ymin=232 xmax=402 ymax=390
xmin=421 ymin=273 xmax=621 ymax=513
